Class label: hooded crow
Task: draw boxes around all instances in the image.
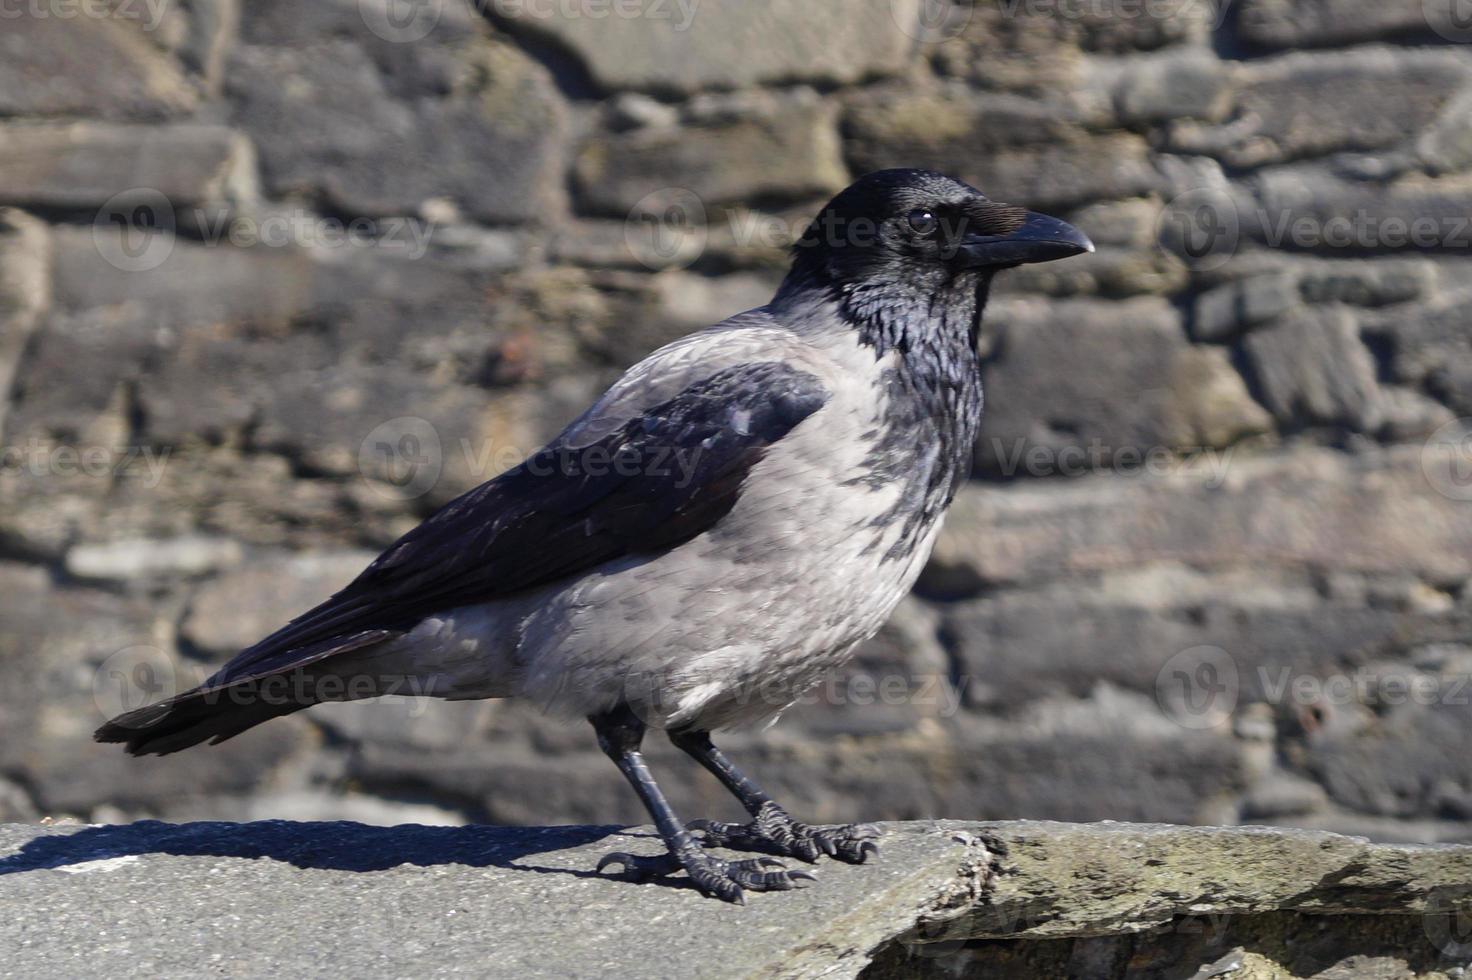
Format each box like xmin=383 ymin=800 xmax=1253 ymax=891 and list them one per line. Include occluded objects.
xmin=96 ymin=169 xmax=1093 ymax=903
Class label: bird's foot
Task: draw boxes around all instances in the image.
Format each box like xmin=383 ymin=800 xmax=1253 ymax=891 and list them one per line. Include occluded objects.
xmin=690 ymin=801 xmax=881 ymax=864
xmin=595 ymin=848 xmax=816 ymax=904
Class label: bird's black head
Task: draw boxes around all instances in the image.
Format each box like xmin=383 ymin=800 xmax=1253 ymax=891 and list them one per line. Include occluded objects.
xmin=787 ymin=168 xmax=1092 ymax=290
xmin=778 ymin=169 xmax=1093 ymax=354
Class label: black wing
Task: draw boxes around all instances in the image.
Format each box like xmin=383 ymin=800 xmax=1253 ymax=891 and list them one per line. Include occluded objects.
xmin=209 ymin=361 xmax=830 ymax=686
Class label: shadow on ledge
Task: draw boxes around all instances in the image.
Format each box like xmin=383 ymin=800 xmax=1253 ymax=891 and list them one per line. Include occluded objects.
xmin=0 ymin=820 xmax=625 ymax=876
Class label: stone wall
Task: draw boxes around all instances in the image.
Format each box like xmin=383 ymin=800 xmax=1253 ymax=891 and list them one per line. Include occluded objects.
xmin=0 ymin=0 xmax=1470 ymax=842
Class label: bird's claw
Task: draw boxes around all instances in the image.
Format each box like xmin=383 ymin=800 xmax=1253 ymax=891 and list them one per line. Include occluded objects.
xmin=808 ymin=826 xmax=881 ymax=863
xmin=595 ymin=848 xmax=816 ymax=902
xmin=596 ymin=850 xmax=682 ymax=881
xmin=595 ymin=799 xmax=873 ymax=902
xmin=690 ymin=803 xmax=882 ymax=865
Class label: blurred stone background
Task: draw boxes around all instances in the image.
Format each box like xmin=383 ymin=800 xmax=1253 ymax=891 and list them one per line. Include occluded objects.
xmin=1 ymin=0 xmax=1471 ymax=842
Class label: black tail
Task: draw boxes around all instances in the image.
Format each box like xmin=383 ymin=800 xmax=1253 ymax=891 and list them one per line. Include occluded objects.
xmin=94 ymin=679 xmax=312 ymax=756
xmin=95 ymin=630 xmax=398 ymax=756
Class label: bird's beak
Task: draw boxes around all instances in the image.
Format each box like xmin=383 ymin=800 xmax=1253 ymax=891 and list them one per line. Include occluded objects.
xmin=953 ymin=211 xmax=1095 ymax=268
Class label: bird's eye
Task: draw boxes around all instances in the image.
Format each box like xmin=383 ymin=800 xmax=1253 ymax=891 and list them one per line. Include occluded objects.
xmin=907 ymin=209 xmax=938 ymax=235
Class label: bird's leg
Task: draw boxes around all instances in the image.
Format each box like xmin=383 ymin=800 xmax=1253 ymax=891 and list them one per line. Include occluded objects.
xmin=589 ymin=706 xmax=816 ymax=903
xmin=668 ymin=728 xmax=880 ymax=864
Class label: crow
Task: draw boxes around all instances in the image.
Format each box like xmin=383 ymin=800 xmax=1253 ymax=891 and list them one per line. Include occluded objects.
xmin=97 ymin=169 xmax=1093 ymax=903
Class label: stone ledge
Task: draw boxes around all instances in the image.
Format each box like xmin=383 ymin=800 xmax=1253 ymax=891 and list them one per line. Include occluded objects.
xmin=1 ymin=820 xmax=1468 ymax=979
